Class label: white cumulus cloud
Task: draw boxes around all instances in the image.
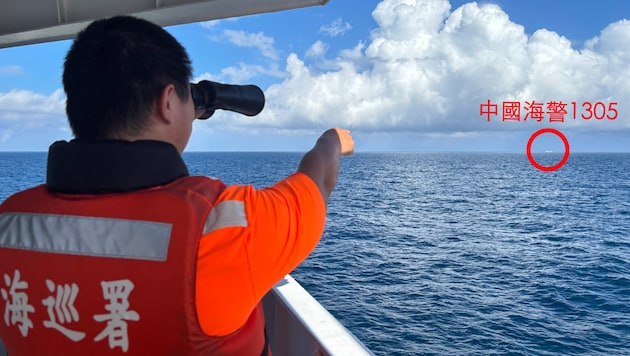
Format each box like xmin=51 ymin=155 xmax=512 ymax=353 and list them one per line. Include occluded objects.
xmin=306 ymin=40 xmax=329 ymax=59
xmin=0 ymin=65 xmax=24 ymax=76
xmin=220 ymin=29 xmax=280 ymax=60
xmin=320 ymin=18 xmax=352 ymax=37
xmin=195 ymin=62 xmax=284 ymax=84
xmin=249 ymin=0 xmax=630 ymax=135
xmin=0 ymin=89 xmax=65 ymax=118
xmin=0 ymin=89 xmax=66 ymax=141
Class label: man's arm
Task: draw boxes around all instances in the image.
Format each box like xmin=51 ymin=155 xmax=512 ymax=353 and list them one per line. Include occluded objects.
xmin=298 ymin=128 xmax=355 ymax=203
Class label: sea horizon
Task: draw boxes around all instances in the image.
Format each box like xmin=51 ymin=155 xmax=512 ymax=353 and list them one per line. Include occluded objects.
xmin=1 ymin=151 xmax=628 ymax=355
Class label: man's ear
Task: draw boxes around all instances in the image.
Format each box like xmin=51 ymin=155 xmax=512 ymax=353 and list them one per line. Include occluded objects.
xmin=155 ymin=84 xmax=177 ymax=124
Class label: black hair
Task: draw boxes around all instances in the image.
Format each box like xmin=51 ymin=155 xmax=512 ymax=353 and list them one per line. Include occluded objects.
xmin=62 ymin=16 xmax=192 ymax=140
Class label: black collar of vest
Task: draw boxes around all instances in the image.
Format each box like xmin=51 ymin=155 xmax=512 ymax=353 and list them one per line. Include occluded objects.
xmin=46 ymin=139 xmax=189 ymax=194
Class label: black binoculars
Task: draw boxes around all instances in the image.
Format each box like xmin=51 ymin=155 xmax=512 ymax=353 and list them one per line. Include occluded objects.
xmin=190 ymin=80 xmax=265 ymax=119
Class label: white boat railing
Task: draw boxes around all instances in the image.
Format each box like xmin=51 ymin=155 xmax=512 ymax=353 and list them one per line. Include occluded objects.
xmin=263 ymin=274 xmax=373 ymax=356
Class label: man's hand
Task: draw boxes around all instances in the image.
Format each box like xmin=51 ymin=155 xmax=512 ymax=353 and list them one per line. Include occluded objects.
xmin=334 ymin=128 xmax=355 ymax=156
xmin=298 ymin=128 xmax=355 ymax=203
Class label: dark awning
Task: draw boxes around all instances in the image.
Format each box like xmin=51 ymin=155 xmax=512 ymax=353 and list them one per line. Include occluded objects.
xmin=0 ymin=0 xmax=328 ymax=48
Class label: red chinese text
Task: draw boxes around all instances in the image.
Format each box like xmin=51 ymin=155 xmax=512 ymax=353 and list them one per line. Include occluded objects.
xmin=480 ymin=100 xmax=619 ymax=122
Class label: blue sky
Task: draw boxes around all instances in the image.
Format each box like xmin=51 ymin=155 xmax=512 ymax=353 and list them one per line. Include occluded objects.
xmin=0 ymin=0 xmax=629 ymax=152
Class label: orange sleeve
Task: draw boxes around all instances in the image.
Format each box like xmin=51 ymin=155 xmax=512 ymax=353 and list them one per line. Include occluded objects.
xmin=195 ymin=172 xmax=326 ymax=336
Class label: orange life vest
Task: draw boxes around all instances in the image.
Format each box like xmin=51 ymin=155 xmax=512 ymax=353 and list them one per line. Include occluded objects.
xmin=0 ymin=176 xmax=268 ymax=355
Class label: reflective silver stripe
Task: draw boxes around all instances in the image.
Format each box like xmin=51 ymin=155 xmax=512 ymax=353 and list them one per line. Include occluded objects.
xmin=0 ymin=212 xmax=171 ymax=261
xmin=203 ymin=200 xmax=247 ymax=234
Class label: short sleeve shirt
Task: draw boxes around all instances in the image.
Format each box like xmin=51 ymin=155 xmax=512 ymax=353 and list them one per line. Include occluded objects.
xmin=195 ymin=172 xmax=326 ymax=336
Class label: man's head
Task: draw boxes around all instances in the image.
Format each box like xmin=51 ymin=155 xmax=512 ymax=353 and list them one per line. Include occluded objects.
xmin=63 ymin=16 xmax=194 ymax=149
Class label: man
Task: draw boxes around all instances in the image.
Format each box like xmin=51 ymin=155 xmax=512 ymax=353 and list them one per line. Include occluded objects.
xmin=0 ymin=16 xmax=354 ymax=355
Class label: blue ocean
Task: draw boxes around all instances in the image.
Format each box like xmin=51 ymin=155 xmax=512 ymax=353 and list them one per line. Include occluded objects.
xmin=1 ymin=151 xmax=629 ymax=355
